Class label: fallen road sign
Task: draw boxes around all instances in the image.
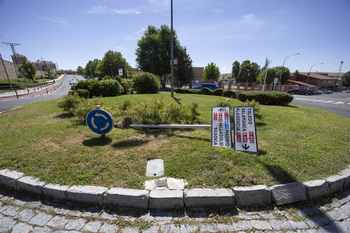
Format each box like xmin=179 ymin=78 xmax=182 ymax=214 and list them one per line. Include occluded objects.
xmin=211 ymin=107 xmax=232 ymax=148
xmin=233 ymin=106 xmax=258 ymax=153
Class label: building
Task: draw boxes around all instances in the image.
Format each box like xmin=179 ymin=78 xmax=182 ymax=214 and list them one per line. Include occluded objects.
xmin=11 ymin=54 xmax=27 ymax=65
xmin=193 ymin=67 xmax=204 ymax=80
xmin=287 ymin=72 xmax=341 ymax=90
xmin=35 ymin=60 xmax=57 ymax=71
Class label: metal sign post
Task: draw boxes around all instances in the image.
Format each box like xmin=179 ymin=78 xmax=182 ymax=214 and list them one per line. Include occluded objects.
xmin=211 ymin=107 xmax=232 ymax=148
xmin=233 ymin=106 xmax=258 ymax=153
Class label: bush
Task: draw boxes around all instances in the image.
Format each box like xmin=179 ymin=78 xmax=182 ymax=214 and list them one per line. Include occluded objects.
xmin=100 ymin=79 xmax=124 ymax=97
xmin=212 ymin=88 xmax=224 ymax=96
xmin=75 ymin=89 xmax=90 ymax=99
xmin=237 ymin=91 xmax=293 ymax=105
xmin=132 ymin=72 xmax=160 ymax=94
xmin=57 ymin=93 xmax=84 ymax=112
xmin=102 ymin=75 xmax=112 ymax=80
xmin=199 ymin=87 xmax=212 ymax=95
xmin=73 ymin=79 xmax=123 ymax=97
xmin=71 ymin=98 xmax=106 ymax=124
xmin=119 ymin=78 xmax=132 ymax=94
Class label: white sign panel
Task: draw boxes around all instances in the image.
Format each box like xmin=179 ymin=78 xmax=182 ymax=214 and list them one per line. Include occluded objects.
xmin=233 ymin=107 xmax=258 ymax=153
xmin=118 ymin=68 xmax=123 ymax=76
xmin=211 ymin=107 xmax=232 ymax=148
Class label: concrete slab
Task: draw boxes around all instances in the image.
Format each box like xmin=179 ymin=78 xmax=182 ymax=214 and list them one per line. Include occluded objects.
xmin=326 ymin=175 xmax=345 ymax=193
xmin=339 ymin=168 xmax=350 ymax=188
xmin=43 ymin=183 xmax=69 ymax=200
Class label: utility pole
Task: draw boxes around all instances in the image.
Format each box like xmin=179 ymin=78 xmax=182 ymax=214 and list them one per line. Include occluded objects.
xmin=263 ymin=57 xmax=271 ymax=91
xmin=2 ymin=42 xmax=21 ymax=78
xmin=170 ymin=0 xmax=174 ymax=97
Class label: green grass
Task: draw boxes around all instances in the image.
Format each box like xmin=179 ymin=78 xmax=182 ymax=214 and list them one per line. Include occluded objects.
xmin=0 ymin=92 xmax=349 ymax=189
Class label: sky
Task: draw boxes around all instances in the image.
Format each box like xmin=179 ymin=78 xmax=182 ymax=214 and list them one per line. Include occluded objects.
xmin=0 ymin=0 xmax=350 ymax=75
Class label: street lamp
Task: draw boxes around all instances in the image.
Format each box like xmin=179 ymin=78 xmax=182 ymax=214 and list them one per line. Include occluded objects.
xmin=277 ymin=53 xmax=300 ymax=91
xmin=170 ymin=0 xmax=174 ymax=97
xmin=306 ymin=62 xmax=324 ymax=89
xmin=39 ymin=57 xmax=44 ymax=82
xmin=110 ymin=64 xmax=113 ymax=79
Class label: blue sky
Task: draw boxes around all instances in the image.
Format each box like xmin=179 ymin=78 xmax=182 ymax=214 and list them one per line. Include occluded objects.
xmin=1 ymin=0 xmax=349 ymax=74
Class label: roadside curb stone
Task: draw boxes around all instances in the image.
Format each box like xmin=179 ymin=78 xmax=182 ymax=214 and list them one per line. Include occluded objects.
xmin=66 ymin=185 xmax=108 ymax=205
xmin=106 ymin=188 xmax=148 ymax=209
xmin=303 ymin=180 xmax=331 ymax=200
xmin=17 ymin=176 xmax=46 ymax=195
xmin=271 ymin=182 xmax=307 ymax=205
xmin=43 ymin=183 xmax=69 ymax=200
xmin=0 ymin=169 xmax=24 ymax=189
xmin=233 ymin=185 xmax=271 ymax=206
xmin=326 ymin=175 xmax=345 ymax=193
xmin=339 ymin=168 xmax=350 ymax=188
xmin=184 ymin=188 xmax=234 ymax=208
xmin=149 ymin=189 xmax=183 ymax=209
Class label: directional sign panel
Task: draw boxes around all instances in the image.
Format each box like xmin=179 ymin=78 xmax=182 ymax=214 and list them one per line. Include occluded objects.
xmin=86 ymin=109 xmax=114 ymax=135
xmin=233 ymin=106 xmax=258 ymax=153
xmin=211 ymin=107 xmax=232 ymax=148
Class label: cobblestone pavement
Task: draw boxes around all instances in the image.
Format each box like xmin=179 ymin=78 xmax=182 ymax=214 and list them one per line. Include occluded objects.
xmin=1 ymin=188 xmax=350 ymax=233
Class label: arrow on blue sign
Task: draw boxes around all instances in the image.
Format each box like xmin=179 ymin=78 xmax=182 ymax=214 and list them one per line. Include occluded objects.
xmin=86 ymin=108 xmax=114 ymax=135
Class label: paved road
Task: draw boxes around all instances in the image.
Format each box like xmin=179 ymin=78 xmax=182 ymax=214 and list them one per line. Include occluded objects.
xmin=291 ymin=92 xmax=350 ymax=119
xmin=0 ymin=75 xmax=84 ymax=113
xmin=1 ymin=187 xmax=350 ymax=232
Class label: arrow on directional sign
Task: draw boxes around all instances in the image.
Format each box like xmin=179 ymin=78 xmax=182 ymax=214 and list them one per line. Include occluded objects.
xmin=218 ymin=108 xmax=225 ymax=112
xmin=91 ymin=117 xmax=98 ymax=129
xmin=242 ymin=144 xmax=250 ymax=150
xmin=95 ymin=113 xmax=108 ymax=120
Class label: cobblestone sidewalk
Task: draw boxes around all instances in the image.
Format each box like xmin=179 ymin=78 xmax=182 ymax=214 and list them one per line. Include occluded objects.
xmin=1 ymin=188 xmax=350 ymax=232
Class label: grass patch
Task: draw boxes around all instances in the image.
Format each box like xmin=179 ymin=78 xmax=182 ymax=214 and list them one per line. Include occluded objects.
xmin=0 ymin=92 xmax=349 ymax=189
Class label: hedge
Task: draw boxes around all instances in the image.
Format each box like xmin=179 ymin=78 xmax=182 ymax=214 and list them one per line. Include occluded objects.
xmin=73 ymin=79 xmax=123 ymax=97
xmin=237 ymin=91 xmax=293 ymax=105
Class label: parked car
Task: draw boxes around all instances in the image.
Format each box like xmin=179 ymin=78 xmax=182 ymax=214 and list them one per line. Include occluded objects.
xmin=192 ymin=83 xmax=218 ymax=90
xmin=309 ymin=90 xmax=322 ymax=95
xmin=70 ymin=81 xmax=78 ymax=90
xmin=287 ymin=89 xmax=313 ymax=95
xmin=321 ymin=89 xmax=333 ymax=94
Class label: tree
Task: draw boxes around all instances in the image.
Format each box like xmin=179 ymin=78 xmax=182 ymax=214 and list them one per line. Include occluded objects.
xmin=249 ymin=62 xmax=260 ymax=83
xmin=96 ymin=51 xmax=128 ymax=78
xmin=238 ymin=60 xmax=250 ymax=83
xmin=343 ymin=71 xmax=350 ymax=88
xmin=18 ymin=59 xmax=37 ymax=82
xmin=77 ymin=66 xmax=84 ymax=75
xmin=231 ymin=61 xmax=240 ymax=80
xmin=136 ymin=25 xmax=182 ymax=76
xmin=175 ymin=47 xmax=194 ymax=86
xmin=202 ymin=63 xmax=220 ymax=81
xmin=84 ymin=60 xmax=92 ymax=77
xmin=256 ymin=66 xmax=291 ymax=85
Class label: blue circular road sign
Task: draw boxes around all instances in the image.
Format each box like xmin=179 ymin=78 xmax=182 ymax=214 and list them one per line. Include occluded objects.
xmin=86 ymin=109 xmax=114 ymax=135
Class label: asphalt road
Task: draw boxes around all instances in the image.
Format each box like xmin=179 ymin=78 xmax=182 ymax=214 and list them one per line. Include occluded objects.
xmin=291 ymin=92 xmax=350 ymax=119
xmin=0 ymin=75 xmax=84 ymax=113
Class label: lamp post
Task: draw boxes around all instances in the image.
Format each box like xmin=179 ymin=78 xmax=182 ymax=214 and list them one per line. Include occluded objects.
xmin=109 ymin=64 xmax=113 ymax=79
xmin=277 ymin=53 xmax=300 ymax=91
xmin=39 ymin=57 xmax=44 ymax=83
xmin=306 ymin=62 xmax=324 ymax=89
xmin=337 ymin=61 xmax=344 ymax=92
xmin=170 ymin=0 xmax=174 ymax=97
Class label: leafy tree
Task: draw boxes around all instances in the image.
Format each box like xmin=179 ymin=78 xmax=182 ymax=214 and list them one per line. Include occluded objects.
xmin=202 ymin=63 xmax=220 ymax=81
xmin=45 ymin=67 xmax=52 ymax=79
xmin=84 ymin=60 xmax=92 ymax=77
xmin=343 ymin=71 xmax=350 ymax=88
xmin=89 ymin=59 xmax=100 ymax=77
xmin=18 ymin=59 xmax=37 ymax=82
xmin=136 ymin=25 xmax=182 ymax=76
xmin=175 ymin=47 xmax=194 ymax=86
xmin=238 ymin=60 xmax=251 ymax=83
xmin=96 ymin=51 xmax=128 ymax=78
xmin=231 ymin=61 xmax=240 ymax=80
xmin=256 ymin=66 xmax=291 ymax=85
xmin=77 ymin=66 xmax=84 ymax=75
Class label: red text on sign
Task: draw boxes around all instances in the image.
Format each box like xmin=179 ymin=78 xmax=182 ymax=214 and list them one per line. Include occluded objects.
xmin=242 ymin=132 xmax=248 ymax=143
xmin=236 ymin=132 xmax=241 ymax=142
xmin=219 ymin=113 xmax=223 ymax=122
xmin=249 ymin=132 xmax=255 ymax=143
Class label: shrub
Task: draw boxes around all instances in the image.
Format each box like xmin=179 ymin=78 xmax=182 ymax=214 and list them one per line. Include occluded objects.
xmin=100 ymin=80 xmax=124 ymax=97
xmin=75 ymin=89 xmax=90 ymax=99
xmin=237 ymin=91 xmax=293 ymax=105
xmin=72 ymin=98 xmax=106 ymax=124
xmin=199 ymin=87 xmax=212 ymax=95
xmin=212 ymin=88 xmax=224 ymax=96
xmin=119 ymin=78 xmax=132 ymax=94
xmin=216 ymin=98 xmax=233 ymax=108
xmin=132 ymin=72 xmax=160 ymax=94
xmin=57 ymin=93 xmax=84 ymax=112
xmin=103 ymin=75 xmax=112 ymax=80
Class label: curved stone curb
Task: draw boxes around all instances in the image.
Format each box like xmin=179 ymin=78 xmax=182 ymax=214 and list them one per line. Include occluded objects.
xmin=0 ymin=166 xmax=350 ymax=210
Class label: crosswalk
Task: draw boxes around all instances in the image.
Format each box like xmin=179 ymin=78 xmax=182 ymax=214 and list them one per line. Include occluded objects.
xmin=294 ymin=97 xmax=350 ymax=105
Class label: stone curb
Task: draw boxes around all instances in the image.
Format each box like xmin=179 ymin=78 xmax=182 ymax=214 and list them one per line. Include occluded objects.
xmin=0 ymin=166 xmax=350 ymax=210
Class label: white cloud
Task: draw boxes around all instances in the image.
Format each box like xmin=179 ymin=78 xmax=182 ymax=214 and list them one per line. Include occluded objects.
xmin=84 ymin=5 xmax=107 ymax=14
xmin=111 ymin=8 xmax=141 ymax=15
xmin=34 ymin=14 xmax=68 ymax=25
xmin=240 ymin=14 xmax=265 ymax=29
xmin=213 ymin=9 xmax=224 ymax=14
